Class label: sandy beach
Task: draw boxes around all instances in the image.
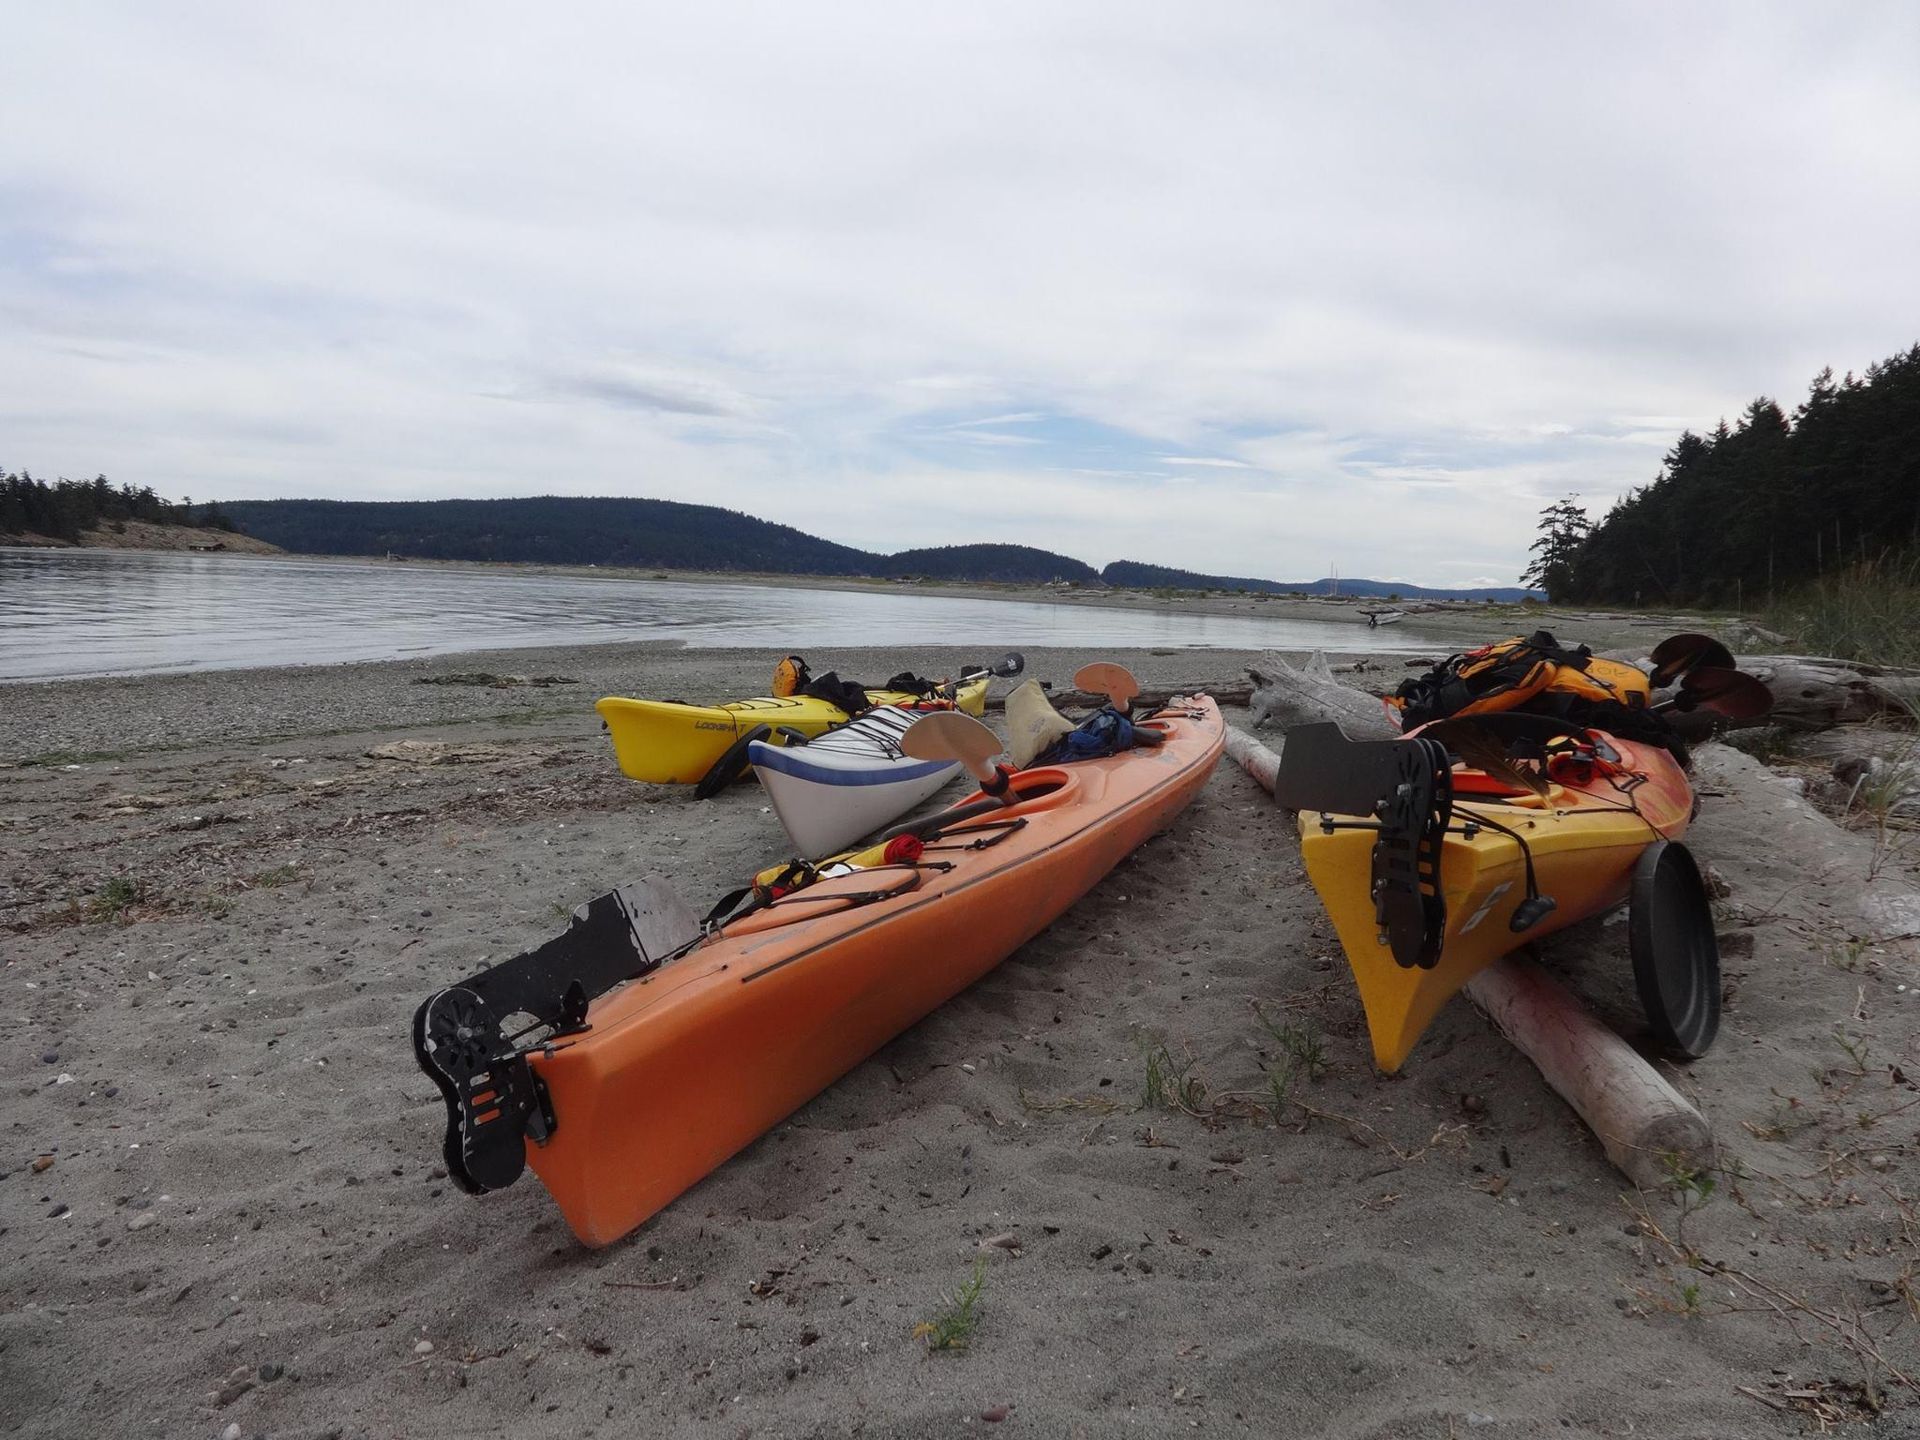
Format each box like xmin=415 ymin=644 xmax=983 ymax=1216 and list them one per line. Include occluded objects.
xmin=3 ymin=640 xmax=1916 ymax=1438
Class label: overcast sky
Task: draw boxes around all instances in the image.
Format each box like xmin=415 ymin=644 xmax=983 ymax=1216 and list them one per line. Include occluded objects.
xmin=5 ymin=4 xmax=1918 ymax=586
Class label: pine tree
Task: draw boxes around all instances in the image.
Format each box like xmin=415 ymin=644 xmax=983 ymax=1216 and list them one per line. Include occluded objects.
xmin=1520 ymin=497 xmax=1590 ymax=601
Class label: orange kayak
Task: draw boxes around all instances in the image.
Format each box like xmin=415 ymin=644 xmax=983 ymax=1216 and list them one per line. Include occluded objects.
xmin=416 ymin=695 xmax=1224 ymax=1246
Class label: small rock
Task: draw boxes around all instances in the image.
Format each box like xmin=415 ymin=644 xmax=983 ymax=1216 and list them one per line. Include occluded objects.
xmin=213 ymin=1379 xmax=253 ymax=1407
xmin=798 ymin=1328 xmax=819 ymax=1347
xmin=960 ymin=1063 xmax=977 ymax=1075
xmin=257 ymin=1362 xmax=283 ymax=1382
xmin=1208 ymin=1149 xmax=1244 ymax=1165
xmin=127 ymin=1212 xmax=155 ymax=1231
xmin=222 ymin=1425 xmax=242 ymax=1440
xmin=1466 ymin=1414 xmax=1495 ymax=1428
xmin=48 ymin=1202 xmax=71 ymax=1219
xmin=103 ymin=1086 xmax=118 ymax=1098
xmin=1460 ymin=1094 xmax=1485 ymax=1116
xmin=1090 ymin=1244 xmax=1113 ymax=1261
xmin=1869 ymin=1154 xmax=1890 ymax=1171
xmin=414 ymin=1339 xmax=435 ymax=1355
xmin=982 ymin=1406 xmax=1011 ymax=1422
xmin=40 ymin=1051 xmax=59 ymax=1065
xmin=31 ymin=1155 xmax=53 ymax=1173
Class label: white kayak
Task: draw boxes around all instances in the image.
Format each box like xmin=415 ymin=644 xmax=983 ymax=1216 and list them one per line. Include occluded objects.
xmin=749 ymin=705 xmax=963 ymax=857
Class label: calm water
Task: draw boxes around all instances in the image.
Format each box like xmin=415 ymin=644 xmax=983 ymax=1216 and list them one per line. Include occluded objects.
xmin=0 ymin=548 xmax=1438 ymax=683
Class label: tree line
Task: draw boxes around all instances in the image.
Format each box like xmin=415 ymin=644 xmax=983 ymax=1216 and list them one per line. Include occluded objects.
xmin=1525 ymin=342 xmax=1920 ymax=607
xmin=1 ymin=471 xmax=238 ymax=542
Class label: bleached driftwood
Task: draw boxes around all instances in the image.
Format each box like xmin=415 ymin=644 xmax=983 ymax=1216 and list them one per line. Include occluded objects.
xmin=1728 ymin=655 xmax=1920 ymax=730
xmin=1246 ymin=652 xmax=1397 ymax=737
xmin=1225 ymin=719 xmax=1715 ymax=1188
xmin=1222 ymin=724 xmax=1281 ymax=794
xmin=1464 ymin=961 xmax=1715 ymax=1188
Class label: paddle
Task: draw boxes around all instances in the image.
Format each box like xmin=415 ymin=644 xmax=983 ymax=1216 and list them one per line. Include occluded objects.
xmin=1654 ymin=666 xmax=1773 ymax=722
xmin=902 ymin=711 xmax=1016 ymax=804
xmin=1073 ymin=661 xmax=1142 ymax=715
xmin=940 ymin=651 xmax=1024 ymax=702
xmin=1649 ymin=633 xmax=1737 ymax=690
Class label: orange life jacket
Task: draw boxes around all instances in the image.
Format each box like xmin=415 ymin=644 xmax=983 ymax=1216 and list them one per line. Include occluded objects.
xmin=1389 ymin=632 xmax=1651 ymax=728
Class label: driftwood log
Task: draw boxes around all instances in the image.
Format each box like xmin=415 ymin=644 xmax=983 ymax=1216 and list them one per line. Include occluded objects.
xmin=1725 ymin=655 xmax=1920 ymax=730
xmin=1246 ymin=652 xmax=1396 ymax=737
xmin=1223 ymin=721 xmax=1715 ymax=1189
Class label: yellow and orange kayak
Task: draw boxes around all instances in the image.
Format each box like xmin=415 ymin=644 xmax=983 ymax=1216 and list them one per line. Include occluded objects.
xmin=416 ymin=695 xmax=1224 ymax=1245
xmin=597 ymin=675 xmax=989 ymax=785
xmin=1286 ymin=719 xmax=1693 ymax=1073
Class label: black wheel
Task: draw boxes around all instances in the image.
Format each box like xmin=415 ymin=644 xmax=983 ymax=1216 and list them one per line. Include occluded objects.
xmin=1629 ymin=841 xmax=1720 ymax=1059
xmin=694 ymin=724 xmax=772 ymax=800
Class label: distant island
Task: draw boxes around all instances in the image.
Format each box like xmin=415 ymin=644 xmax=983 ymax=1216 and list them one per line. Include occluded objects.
xmin=215 ymin=495 xmax=1539 ymax=601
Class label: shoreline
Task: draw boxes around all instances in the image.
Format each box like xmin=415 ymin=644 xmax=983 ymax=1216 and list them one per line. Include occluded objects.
xmin=4 ymin=544 xmax=1734 ymax=692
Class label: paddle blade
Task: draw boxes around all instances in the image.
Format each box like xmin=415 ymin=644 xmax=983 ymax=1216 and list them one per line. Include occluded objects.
xmin=1074 ymin=662 xmax=1141 ymax=712
xmin=1650 ymin=633 xmax=1736 ymax=689
xmin=1419 ymin=719 xmax=1551 ymax=798
xmin=1677 ymin=666 xmax=1773 ymax=721
xmin=902 ymin=711 xmax=1006 ymax=786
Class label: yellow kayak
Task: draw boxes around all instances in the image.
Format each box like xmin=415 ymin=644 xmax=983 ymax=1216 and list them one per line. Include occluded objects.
xmin=598 ymin=676 xmax=989 ymax=786
xmin=1282 ymin=719 xmax=1695 ymax=1073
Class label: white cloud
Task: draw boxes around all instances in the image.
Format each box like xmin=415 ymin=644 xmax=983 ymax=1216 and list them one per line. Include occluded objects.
xmin=3 ymin=3 xmax=1918 ymax=583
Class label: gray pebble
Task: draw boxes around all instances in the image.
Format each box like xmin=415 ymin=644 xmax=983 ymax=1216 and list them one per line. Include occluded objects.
xmin=127 ymin=1211 xmax=155 ymax=1231
xmin=48 ymin=1202 xmax=70 ymax=1219
xmin=41 ymin=1051 xmax=58 ymax=1064
xmin=257 ymin=1362 xmax=282 ymax=1382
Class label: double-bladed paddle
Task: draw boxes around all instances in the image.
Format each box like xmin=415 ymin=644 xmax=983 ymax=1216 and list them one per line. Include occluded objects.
xmin=902 ymin=710 xmax=1017 ymax=804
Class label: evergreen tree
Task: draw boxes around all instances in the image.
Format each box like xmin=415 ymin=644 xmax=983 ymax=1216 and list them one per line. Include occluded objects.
xmin=1520 ymin=497 xmax=1590 ymax=601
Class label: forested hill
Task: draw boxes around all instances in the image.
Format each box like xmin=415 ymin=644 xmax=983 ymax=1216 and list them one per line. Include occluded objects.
xmin=220 ymin=497 xmax=877 ymax=574
xmin=220 ymin=497 xmax=1100 ymax=582
xmin=218 ymin=494 xmax=1544 ymax=593
xmin=890 ymin=544 xmax=1102 ymax=585
xmin=1103 ymin=558 xmax=1537 ymax=601
xmin=1565 ymin=343 xmax=1920 ymax=606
